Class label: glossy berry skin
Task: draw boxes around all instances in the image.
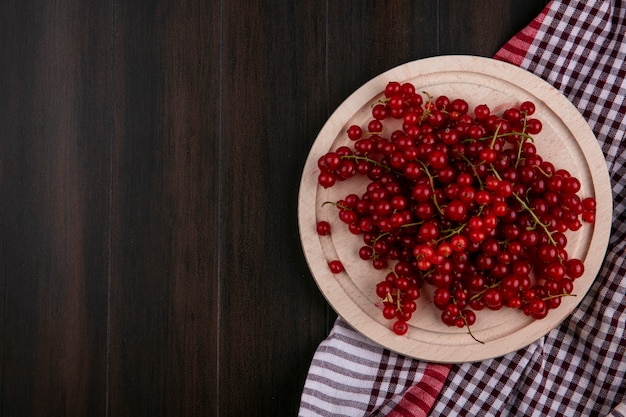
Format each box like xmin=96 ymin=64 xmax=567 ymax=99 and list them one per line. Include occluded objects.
xmin=316 ymin=221 xmax=331 ymax=236
xmin=392 ymin=320 xmax=409 ymax=335
xmin=316 ymin=82 xmax=595 ymax=338
xmin=328 ymin=260 xmax=344 ymax=274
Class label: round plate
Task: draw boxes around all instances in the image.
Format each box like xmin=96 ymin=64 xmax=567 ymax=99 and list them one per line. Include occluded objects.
xmin=298 ymin=55 xmax=612 ymax=363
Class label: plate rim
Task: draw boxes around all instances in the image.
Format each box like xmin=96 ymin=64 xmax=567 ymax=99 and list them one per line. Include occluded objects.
xmin=298 ymin=55 xmax=613 ymax=363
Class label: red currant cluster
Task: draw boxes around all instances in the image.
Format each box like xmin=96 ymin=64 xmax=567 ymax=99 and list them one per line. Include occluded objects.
xmin=316 ymin=81 xmax=597 ymax=339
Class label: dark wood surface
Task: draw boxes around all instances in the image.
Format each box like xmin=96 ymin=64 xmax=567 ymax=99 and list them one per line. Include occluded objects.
xmin=0 ymin=1 xmax=547 ymax=416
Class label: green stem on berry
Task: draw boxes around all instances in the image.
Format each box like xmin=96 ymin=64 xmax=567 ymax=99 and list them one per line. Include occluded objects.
xmin=515 ymin=145 xmax=524 ymax=169
xmin=400 ymin=220 xmax=426 ymax=229
xmin=420 ymin=91 xmax=434 ymax=123
xmin=469 ymin=281 xmax=501 ymax=302
xmin=436 ymin=222 xmax=468 ymax=243
xmin=512 ymin=131 xmax=535 ymax=169
xmin=533 ymin=164 xmax=553 ymax=178
xmin=416 ymin=160 xmax=444 ymax=215
xmin=461 ymin=313 xmax=484 ymax=344
xmin=372 ymin=232 xmax=390 ymax=244
xmin=421 ymin=268 xmax=434 ymax=279
xmin=511 ymin=192 xmax=558 ymax=246
xmin=489 ymin=124 xmax=501 ymax=149
xmin=395 ymin=288 xmax=403 ymax=312
xmin=341 ymin=154 xmax=390 ymax=171
xmin=542 ymin=292 xmax=577 ymax=301
xmin=453 ymin=150 xmax=484 ymax=189
xmin=322 ymin=200 xmax=350 ymax=210
xmin=478 ymin=130 xmax=535 ymax=144
xmin=367 ymin=232 xmax=390 ymax=260
xmin=486 ymin=165 xmax=557 ymax=247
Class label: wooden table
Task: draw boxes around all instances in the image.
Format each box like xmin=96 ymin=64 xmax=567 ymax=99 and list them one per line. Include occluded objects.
xmin=0 ymin=1 xmax=547 ymax=416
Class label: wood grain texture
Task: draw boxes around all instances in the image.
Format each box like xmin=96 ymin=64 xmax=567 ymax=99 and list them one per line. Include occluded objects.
xmin=219 ymin=1 xmax=329 ymax=414
xmin=0 ymin=1 xmax=547 ymax=416
xmin=109 ymin=1 xmax=219 ymax=415
xmin=0 ymin=2 xmax=112 ymax=416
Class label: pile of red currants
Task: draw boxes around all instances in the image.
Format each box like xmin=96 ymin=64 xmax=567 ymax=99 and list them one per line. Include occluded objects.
xmin=316 ymin=81 xmax=596 ymax=339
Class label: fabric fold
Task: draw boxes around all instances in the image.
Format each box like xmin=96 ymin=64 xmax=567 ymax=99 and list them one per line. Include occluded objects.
xmin=299 ymin=317 xmax=451 ymax=417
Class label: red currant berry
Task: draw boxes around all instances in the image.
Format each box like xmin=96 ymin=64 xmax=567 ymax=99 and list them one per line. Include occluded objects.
xmin=316 ymin=221 xmax=331 ymax=236
xmin=474 ymin=104 xmax=490 ymax=120
xmin=380 ymin=303 xmax=396 ymax=320
xmin=435 ymin=95 xmax=450 ymax=110
xmin=376 ymin=281 xmax=392 ymax=298
xmin=462 ymin=310 xmax=476 ymax=326
xmin=372 ymin=103 xmax=388 ymax=120
xmin=401 ymin=82 xmax=416 ymax=97
xmin=445 ymin=200 xmax=468 ymax=222
xmin=451 ymin=234 xmax=469 ymax=252
xmin=412 ymin=183 xmax=433 ymax=202
xmin=368 ymin=119 xmax=383 ymax=133
xmin=318 ymin=171 xmax=336 ymax=188
xmin=565 ymin=258 xmax=585 ymax=279
xmin=451 ymin=98 xmax=469 ymax=114
xmin=359 ymin=245 xmax=374 ymax=260
xmin=328 ymin=260 xmax=344 ymax=274
xmin=347 ymin=124 xmax=363 ymax=140
xmin=384 ymin=81 xmax=401 ymax=98
xmin=392 ymin=320 xmax=409 ymax=335
xmin=433 ymin=288 xmax=451 ymax=309
xmin=526 ymin=118 xmax=542 ymax=135
xmin=529 ymin=299 xmax=547 ymax=319
xmin=520 ymin=101 xmax=536 ymax=115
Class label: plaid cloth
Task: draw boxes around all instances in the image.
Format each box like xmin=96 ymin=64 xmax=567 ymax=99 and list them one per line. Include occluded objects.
xmin=299 ymin=0 xmax=626 ymax=416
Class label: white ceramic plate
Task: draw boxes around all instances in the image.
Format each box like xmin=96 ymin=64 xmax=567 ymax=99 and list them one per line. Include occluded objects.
xmin=298 ymin=56 xmax=612 ymax=363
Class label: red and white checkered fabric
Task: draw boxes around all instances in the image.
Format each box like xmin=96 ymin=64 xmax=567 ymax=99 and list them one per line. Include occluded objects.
xmin=299 ymin=1 xmax=626 ymax=415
